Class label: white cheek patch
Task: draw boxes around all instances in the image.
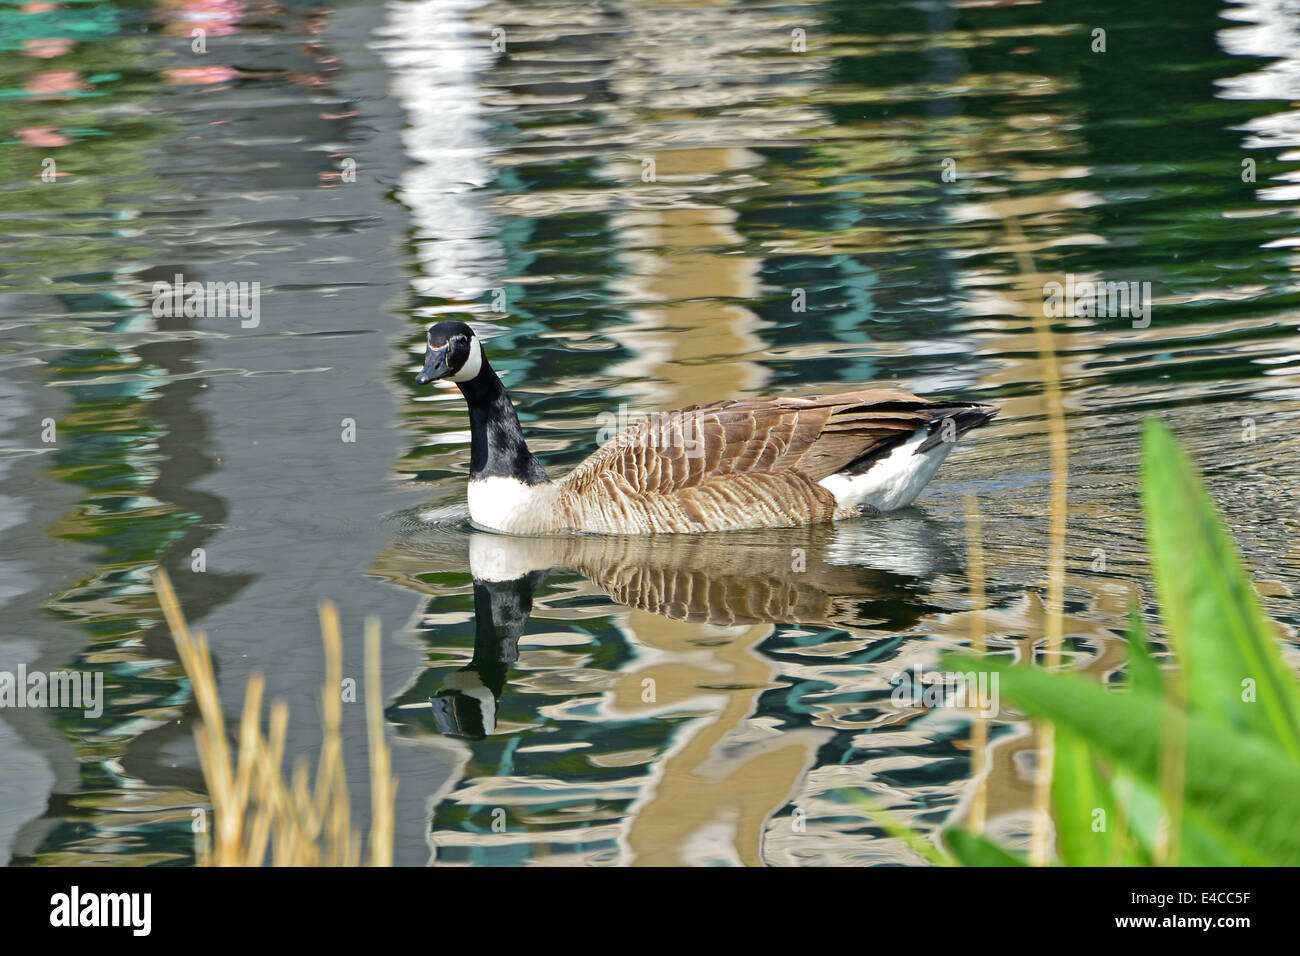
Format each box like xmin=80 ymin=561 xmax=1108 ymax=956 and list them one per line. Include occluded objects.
xmin=452 ymin=337 xmax=483 ymax=382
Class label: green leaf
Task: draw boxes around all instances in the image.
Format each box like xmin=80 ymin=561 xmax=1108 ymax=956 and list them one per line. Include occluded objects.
xmin=942 ymin=828 xmax=1026 ymax=866
xmin=1124 ymin=609 xmax=1163 ymax=698
xmin=1116 ymin=615 xmax=1259 ymax=865
xmin=1114 ymin=772 xmax=1266 ymax=866
xmin=1104 ymin=771 xmax=1155 ymax=866
xmin=1052 ymin=728 xmax=1143 ymax=866
xmin=1141 ymin=419 xmax=1300 ymax=758
xmin=942 ymin=654 xmax=1300 ymax=865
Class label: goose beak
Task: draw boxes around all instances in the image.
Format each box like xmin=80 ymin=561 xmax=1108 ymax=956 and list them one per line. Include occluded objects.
xmin=415 ymin=346 xmax=450 ymax=385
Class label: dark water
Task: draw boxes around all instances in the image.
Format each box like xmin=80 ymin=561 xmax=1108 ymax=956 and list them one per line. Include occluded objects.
xmin=2 ymin=0 xmax=1299 ymax=865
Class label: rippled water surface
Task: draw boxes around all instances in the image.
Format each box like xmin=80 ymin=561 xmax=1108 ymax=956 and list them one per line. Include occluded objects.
xmin=3 ymin=0 xmax=1300 ymax=865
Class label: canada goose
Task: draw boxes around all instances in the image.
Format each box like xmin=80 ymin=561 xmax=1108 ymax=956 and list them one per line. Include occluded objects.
xmin=415 ymin=321 xmax=998 ymax=534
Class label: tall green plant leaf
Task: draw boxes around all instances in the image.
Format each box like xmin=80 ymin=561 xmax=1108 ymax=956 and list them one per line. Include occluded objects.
xmin=942 ymin=654 xmax=1300 ymax=865
xmin=1052 ymin=728 xmax=1146 ymax=866
xmin=1114 ymin=773 xmax=1268 ymax=866
xmin=1125 ymin=609 xmax=1163 ymax=698
xmin=943 ymin=828 xmax=1026 ymax=867
xmin=1141 ymin=419 xmax=1300 ymax=757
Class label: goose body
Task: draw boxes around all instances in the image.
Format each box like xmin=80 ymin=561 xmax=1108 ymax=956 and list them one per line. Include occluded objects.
xmin=416 ymin=322 xmax=997 ymax=534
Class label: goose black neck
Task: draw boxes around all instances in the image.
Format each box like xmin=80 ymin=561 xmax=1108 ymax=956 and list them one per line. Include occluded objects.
xmin=457 ymin=359 xmax=550 ymax=484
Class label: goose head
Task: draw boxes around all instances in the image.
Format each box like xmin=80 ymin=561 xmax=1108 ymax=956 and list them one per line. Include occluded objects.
xmin=411 ymin=318 xmax=551 ymax=488
xmin=415 ymin=320 xmax=483 ymax=385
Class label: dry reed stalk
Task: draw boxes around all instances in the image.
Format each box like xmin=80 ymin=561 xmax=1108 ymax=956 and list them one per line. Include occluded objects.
xmin=999 ymin=214 xmax=1069 ymax=866
xmin=964 ymin=495 xmax=989 ymax=837
xmin=154 ymin=569 xmax=397 ymax=866
xmin=366 ymin=617 xmax=395 ymax=866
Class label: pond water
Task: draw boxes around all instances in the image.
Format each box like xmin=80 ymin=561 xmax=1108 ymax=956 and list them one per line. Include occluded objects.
xmin=3 ymin=0 xmax=1300 ymax=866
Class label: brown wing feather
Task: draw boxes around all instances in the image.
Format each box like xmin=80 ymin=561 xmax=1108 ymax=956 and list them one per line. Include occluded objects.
xmin=561 ymin=388 xmax=939 ymax=495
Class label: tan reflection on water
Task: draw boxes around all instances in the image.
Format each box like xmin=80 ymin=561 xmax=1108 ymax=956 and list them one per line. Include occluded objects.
xmin=608 ymin=612 xmax=825 ymax=866
xmin=605 ymin=152 xmax=769 ymax=409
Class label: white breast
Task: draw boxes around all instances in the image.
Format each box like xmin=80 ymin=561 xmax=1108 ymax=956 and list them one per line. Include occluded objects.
xmin=467 ymin=476 xmax=558 ymax=533
xmin=818 ymin=426 xmax=954 ymax=513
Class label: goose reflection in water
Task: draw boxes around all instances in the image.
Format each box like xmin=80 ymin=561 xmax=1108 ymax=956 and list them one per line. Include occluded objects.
xmin=384 ymin=514 xmax=959 ymax=741
xmin=375 ymin=512 xmax=984 ymax=865
xmin=424 ymin=569 xmax=542 ymax=739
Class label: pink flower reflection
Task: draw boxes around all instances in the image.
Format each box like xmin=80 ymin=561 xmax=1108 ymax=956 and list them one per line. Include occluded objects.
xmin=18 ymin=126 xmax=71 ymax=148
xmin=25 ymin=70 xmax=88 ymax=99
xmin=165 ymin=65 xmax=239 ymax=85
xmin=23 ymin=37 xmax=75 ymax=59
xmin=162 ymin=0 xmax=246 ymax=37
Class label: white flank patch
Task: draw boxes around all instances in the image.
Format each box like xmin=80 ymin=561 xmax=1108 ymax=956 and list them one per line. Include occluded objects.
xmin=818 ymin=426 xmax=955 ymax=513
xmin=451 ymin=336 xmax=483 ymax=382
xmin=467 ymin=475 xmax=547 ymax=532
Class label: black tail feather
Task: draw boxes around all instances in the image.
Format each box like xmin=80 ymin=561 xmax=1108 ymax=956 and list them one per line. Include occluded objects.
xmin=915 ymin=402 xmax=999 ymax=453
xmin=839 ymin=401 xmax=998 ymax=474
